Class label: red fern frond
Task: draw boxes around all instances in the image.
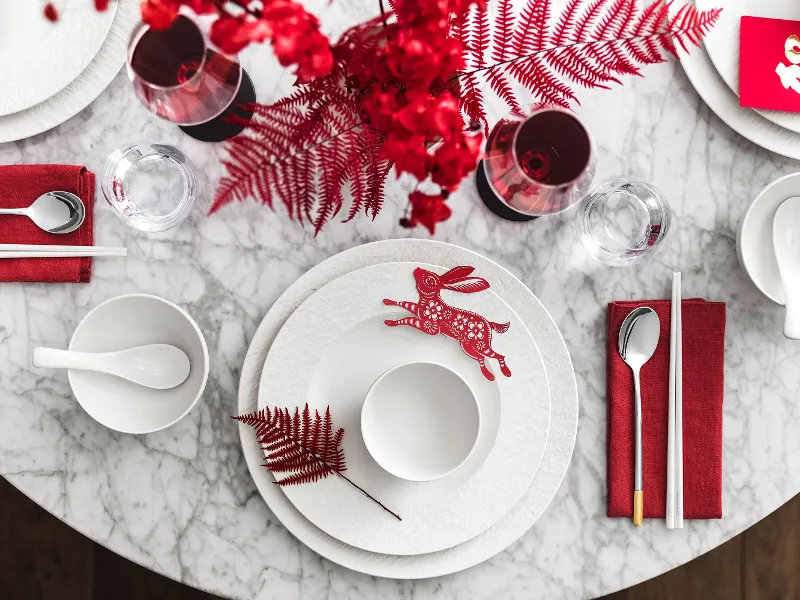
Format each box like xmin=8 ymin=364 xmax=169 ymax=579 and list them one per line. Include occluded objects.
xmin=465 ymin=6 xmax=491 ymax=68
xmin=457 ymin=0 xmax=721 ymax=123
xmin=234 ymin=405 xmax=401 ymax=520
xmin=491 ymin=0 xmax=515 ymax=62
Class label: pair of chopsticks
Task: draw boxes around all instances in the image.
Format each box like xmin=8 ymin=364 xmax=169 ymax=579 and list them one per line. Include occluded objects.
xmin=666 ymin=272 xmax=684 ymax=529
xmin=0 ymin=244 xmax=126 ymax=258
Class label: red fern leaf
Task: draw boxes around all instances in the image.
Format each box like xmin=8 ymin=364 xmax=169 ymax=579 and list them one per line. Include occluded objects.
xmin=491 ymin=0 xmax=515 ymax=62
xmin=510 ymin=0 xmax=551 ymax=56
xmin=234 ymin=406 xmax=400 ymax=519
xmin=572 ymin=0 xmax=606 ymax=42
xmin=485 ymin=68 xmax=521 ymax=112
xmin=466 ymin=6 xmax=491 ymax=68
xmin=551 ymin=0 xmax=581 ymax=47
xmin=458 ymin=72 xmax=488 ymax=129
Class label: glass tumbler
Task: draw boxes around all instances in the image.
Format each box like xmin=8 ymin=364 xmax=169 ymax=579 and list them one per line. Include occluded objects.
xmin=576 ymin=176 xmax=671 ymax=266
xmin=101 ymin=142 xmax=197 ymax=232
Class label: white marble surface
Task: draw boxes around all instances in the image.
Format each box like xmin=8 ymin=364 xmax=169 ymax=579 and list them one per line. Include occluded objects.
xmin=2 ymin=0 xmax=800 ymax=598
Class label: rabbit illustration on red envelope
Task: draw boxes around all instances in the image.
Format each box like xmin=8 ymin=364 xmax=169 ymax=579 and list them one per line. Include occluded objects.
xmin=383 ymin=266 xmax=511 ymax=381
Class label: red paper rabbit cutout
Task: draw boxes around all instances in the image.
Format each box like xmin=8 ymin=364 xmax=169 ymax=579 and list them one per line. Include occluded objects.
xmin=383 ymin=266 xmax=511 ymax=381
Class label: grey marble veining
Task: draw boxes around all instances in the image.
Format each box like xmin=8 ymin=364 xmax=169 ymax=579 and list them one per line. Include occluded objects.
xmin=2 ymin=0 xmax=800 ymax=598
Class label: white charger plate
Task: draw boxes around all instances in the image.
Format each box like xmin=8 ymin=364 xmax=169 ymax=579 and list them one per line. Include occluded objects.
xmin=0 ymin=0 xmax=138 ymax=143
xmin=238 ymin=239 xmax=578 ymax=578
xmin=673 ymin=0 xmax=800 ymax=160
xmin=259 ymin=262 xmax=551 ymax=556
xmin=737 ymin=172 xmax=800 ymax=305
xmin=696 ymin=0 xmax=800 ymax=133
xmin=0 ymin=0 xmax=117 ymax=116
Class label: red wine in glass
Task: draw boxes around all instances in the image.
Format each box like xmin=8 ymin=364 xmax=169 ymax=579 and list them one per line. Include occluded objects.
xmin=127 ymin=15 xmax=255 ymax=142
xmin=477 ymin=108 xmax=596 ymax=220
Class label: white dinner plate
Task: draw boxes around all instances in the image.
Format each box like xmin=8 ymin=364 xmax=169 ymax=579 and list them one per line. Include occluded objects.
xmin=737 ymin=172 xmax=800 ymax=305
xmin=258 ymin=261 xmax=551 ymax=556
xmin=0 ymin=0 xmax=117 ymax=116
xmin=0 ymin=0 xmax=138 ymax=143
xmin=238 ymin=239 xmax=578 ymax=578
xmin=673 ymin=0 xmax=800 ymax=160
xmin=696 ymin=0 xmax=800 ymax=133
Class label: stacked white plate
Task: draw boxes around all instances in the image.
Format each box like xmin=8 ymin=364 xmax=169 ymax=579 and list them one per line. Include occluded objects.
xmin=237 ymin=239 xmax=578 ymax=578
xmin=677 ymin=0 xmax=800 ymax=158
xmin=0 ymin=0 xmax=139 ymax=143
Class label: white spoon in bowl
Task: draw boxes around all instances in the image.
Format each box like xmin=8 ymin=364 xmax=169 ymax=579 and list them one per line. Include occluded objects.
xmin=32 ymin=344 xmax=190 ymax=390
xmin=773 ymin=197 xmax=800 ymax=340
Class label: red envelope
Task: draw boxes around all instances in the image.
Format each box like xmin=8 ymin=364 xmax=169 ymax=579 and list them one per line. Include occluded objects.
xmin=740 ymin=16 xmax=800 ymax=112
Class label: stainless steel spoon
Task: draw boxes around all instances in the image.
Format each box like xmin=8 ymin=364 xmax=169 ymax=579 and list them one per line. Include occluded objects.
xmin=0 ymin=191 xmax=85 ymax=234
xmin=32 ymin=344 xmax=190 ymax=390
xmin=618 ymin=306 xmax=660 ymax=527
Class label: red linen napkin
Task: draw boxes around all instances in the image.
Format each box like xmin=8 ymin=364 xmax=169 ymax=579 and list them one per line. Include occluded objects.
xmin=607 ymin=299 xmax=726 ymax=519
xmin=0 ymin=165 xmax=94 ymax=283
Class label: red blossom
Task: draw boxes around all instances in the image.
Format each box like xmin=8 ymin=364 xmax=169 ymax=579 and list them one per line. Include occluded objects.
xmin=95 ymin=0 xmax=111 ymax=10
xmin=406 ymin=191 xmax=452 ymax=234
xmin=210 ymin=15 xmax=272 ymax=54
xmin=44 ymin=3 xmax=58 ymax=21
xmin=140 ymin=0 xmax=179 ymax=29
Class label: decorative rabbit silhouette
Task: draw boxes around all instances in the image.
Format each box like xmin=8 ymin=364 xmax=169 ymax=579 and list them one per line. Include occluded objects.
xmin=383 ymin=266 xmax=511 ymax=381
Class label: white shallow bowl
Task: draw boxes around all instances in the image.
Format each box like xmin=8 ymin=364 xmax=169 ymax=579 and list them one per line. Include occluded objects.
xmin=361 ymin=362 xmax=481 ymax=482
xmin=67 ymin=294 xmax=209 ymax=434
xmin=737 ymin=173 xmax=800 ymax=306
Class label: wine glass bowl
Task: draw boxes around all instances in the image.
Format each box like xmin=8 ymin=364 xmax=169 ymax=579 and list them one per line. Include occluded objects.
xmin=479 ymin=107 xmax=596 ymax=219
xmin=127 ymin=14 xmax=242 ymax=127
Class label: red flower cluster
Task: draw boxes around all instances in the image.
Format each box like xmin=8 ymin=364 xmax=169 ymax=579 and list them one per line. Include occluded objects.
xmin=140 ymin=0 xmax=333 ymax=81
xmin=345 ymin=0 xmax=483 ymax=230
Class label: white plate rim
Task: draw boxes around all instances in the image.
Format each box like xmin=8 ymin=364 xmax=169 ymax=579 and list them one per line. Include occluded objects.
xmin=257 ymin=260 xmax=551 ymax=556
xmin=0 ymin=0 xmax=118 ymax=116
xmin=0 ymin=0 xmax=138 ymax=144
xmin=696 ymin=0 xmax=800 ymax=134
xmin=675 ymin=0 xmax=800 ymax=160
xmin=237 ymin=239 xmax=578 ymax=579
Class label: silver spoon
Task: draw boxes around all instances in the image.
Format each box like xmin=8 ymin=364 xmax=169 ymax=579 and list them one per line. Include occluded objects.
xmin=0 ymin=191 xmax=85 ymax=234
xmin=31 ymin=344 xmax=190 ymax=390
xmin=618 ymin=306 xmax=660 ymax=527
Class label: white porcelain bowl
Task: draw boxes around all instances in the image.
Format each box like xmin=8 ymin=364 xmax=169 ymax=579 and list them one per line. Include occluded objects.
xmin=67 ymin=294 xmax=209 ymax=434
xmin=737 ymin=173 xmax=800 ymax=306
xmin=361 ymin=362 xmax=481 ymax=482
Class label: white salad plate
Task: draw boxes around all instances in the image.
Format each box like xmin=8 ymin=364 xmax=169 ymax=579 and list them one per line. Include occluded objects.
xmin=696 ymin=0 xmax=800 ymax=133
xmin=238 ymin=239 xmax=578 ymax=578
xmin=258 ymin=261 xmax=551 ymax=556
xmin=673 ymin=0 xmax=800 ymax=160
xmin=0 ymin=0 xmax=138 ymax=143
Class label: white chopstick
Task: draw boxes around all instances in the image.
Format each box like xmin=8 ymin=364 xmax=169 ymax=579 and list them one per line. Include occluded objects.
xmin=0 ymin=244 xmax=126 ymax=254
xmin=666 ymin=272 xmax=678 ymax=529
xmin=676 ymin=273 xmax=684 ymax=528
xmin=0 ymin=245 xmax=126 ymax=258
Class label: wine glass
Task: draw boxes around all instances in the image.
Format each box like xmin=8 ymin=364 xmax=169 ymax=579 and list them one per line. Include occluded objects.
xmin=476 ymin=107 xmax=596 ymax=221
xmin=127 ymin=14 xmax=255 ymax=142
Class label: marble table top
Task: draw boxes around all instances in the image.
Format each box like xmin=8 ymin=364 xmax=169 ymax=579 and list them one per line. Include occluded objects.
xmin=2 ymin=1 xmax=800 ymax=598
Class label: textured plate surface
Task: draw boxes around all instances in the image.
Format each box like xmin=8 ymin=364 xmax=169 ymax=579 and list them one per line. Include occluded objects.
xmin=238 ymin=239 xmax=578 ymax=578
xmin=0 ymin=0 xmax=137 ymax=142
xmin=0 ymin=0 xmax=117 ymax=116
xmin=675 ymin=0 xmax=800 ymax=160
xmin=697 ymin=0 xmax=800 ymax=133
xmin=259 ymin=262 xmax=550 ymax=555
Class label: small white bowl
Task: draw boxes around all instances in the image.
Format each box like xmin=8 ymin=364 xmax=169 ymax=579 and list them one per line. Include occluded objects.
xmin=361 ymin=362 xmax=481 ymax=482
xmin=738 ymin=173 xmax=800 ymax=306
xmin=66 ymin=294 xmax=209 ymax=434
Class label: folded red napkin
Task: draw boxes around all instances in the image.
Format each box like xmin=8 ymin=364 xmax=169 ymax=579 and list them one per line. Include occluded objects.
xmin=0 ymin=165 xmax=94 ymax=283
xmin=607 ymin=299 xmax=726 ymax=519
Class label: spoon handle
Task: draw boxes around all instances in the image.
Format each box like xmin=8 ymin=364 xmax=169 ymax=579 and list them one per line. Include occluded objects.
xmin=32 ymin=347 xmax=110 ymax=373
xmin=633 ymin=369 xmax=644 ymax=526
xmin=0 ymin=208 xmax=28 ymax=216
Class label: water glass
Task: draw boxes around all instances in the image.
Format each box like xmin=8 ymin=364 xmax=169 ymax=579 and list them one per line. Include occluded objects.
xmin=101 ymin=142 xmax=197 ymax=232
xmin=576 ymin=177 xmax=671 ymax=266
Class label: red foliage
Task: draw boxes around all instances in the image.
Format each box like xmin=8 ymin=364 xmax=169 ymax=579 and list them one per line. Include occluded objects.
xmin=140 ymin=0 xmax=334 ymax=82
xmin=213 ymin=0 xmax=720 ymax=234
xmin=44 ymin=3 xmax=58 ymax=21
xmin=235 ymin=405 xmax=401 ymax=519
